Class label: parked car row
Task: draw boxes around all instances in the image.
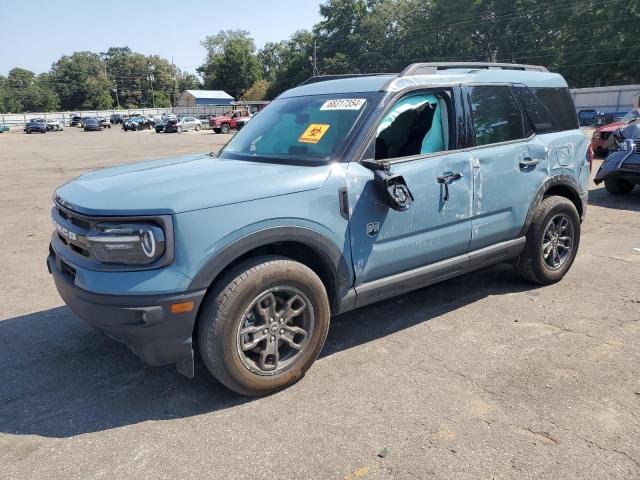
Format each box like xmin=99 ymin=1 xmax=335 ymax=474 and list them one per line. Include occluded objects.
xmin=17 ymin=107 xmax=262 ymax=136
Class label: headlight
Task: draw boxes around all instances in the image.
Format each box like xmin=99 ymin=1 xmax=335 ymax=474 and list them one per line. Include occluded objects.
xmin=592 ymin=131 xmax=600 ymax=139
xmin=619 ymin=140 xmax=632 ymax=151
xmin=86 ymin=223 xmax=165 ymax=265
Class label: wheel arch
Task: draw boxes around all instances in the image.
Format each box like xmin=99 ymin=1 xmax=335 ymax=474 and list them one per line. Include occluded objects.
xmin=519 ymin=175 xmax=586 ymax=237
xmin=188 ymin=227 xmax=355 ymax=317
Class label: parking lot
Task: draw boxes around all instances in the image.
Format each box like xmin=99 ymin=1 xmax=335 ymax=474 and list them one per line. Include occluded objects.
xmin=0 ymin=126 xmax=639 ymax=479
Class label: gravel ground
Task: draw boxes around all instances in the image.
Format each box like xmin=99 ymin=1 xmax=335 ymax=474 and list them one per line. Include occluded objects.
xmin=0 ymin=126 xmax=638 ymax=479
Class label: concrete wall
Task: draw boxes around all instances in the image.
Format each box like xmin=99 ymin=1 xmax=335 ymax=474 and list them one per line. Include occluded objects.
xmin=570 ymin=84 xmax=640 ymax=113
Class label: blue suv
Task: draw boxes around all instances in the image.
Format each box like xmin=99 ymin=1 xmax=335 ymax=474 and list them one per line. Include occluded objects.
xmin=48 ymin=62 xmax=589 ymax=396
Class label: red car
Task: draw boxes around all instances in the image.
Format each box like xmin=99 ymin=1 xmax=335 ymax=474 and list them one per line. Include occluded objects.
xmin=591 ymin=109 xmax=640 ymax=155
xmin=209 ymin=109 xmax=252 ymax=134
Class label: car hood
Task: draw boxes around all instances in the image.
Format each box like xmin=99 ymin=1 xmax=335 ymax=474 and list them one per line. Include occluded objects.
xmin=211 ymin=116 xmax=232 ymax=122
xmin=596 ymin=121 xmax=625 ymax=132
xmin=55 ymin=154 xmax=332 ymax=215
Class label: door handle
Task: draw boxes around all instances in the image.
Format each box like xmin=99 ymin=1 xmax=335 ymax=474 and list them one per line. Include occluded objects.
xmin=519 ymin=157 xmax=540 ymax=168
xmin=436 ymin=171 xmax=463 ymax=201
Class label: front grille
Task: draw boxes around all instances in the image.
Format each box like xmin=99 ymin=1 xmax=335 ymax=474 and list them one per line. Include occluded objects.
xmin=624 ymin=163 xmax=640 ymax=171
xmin=52 ymin=202 xmax=96 ymax=262
xmin=57 ymin=207 xmax=91 ymax=229
xmin=57 ymin=233 xmax=90 ymax=257
xmin=634 ymin=142 xmax=640 ymax=154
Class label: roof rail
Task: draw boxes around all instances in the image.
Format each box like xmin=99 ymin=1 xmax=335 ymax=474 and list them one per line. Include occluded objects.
xmin=400 ymin=62 xmax=549 ymax=76
xmin=298 ymin=73 xmax=393 ymax=86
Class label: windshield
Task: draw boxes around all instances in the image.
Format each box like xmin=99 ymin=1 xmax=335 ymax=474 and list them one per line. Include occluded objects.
xmin=220 ymin=93 xmax=381 ymax=163
xmin=621 ymin=109 xmax=640 ymax=123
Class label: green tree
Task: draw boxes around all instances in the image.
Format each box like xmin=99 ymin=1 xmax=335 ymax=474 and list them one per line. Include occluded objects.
xmin=50 ymin=51 xmax=113 ymax=109
xmin=242 ymin=79 xmax=270 ymax=100
xmin=263 ymin=30 xmax=315 ymax=99
xmin=198 ymin=30 xmax=262 ymax=99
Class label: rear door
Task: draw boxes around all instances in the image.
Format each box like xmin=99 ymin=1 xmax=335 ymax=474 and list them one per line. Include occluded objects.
xmin=465 ymin=85 xmax=548 ymax=251
xmin=348 ymin=88 xmax=474 ymax=284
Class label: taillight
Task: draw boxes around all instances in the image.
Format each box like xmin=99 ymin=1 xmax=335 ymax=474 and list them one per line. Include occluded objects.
xmin=588 ymin=144 xmax=594 ymax=172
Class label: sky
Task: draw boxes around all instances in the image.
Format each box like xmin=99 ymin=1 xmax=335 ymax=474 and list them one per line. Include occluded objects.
xmin=0 ymin=0 xmax=324 ymax=76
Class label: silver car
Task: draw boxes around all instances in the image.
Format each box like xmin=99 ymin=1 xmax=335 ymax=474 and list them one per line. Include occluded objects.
xmin=175 ymin=116 xmax=201 ymax=132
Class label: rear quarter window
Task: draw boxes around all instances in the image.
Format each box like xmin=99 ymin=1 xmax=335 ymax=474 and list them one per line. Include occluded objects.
xmin=515 ymin=86 xmax=579 ymax=133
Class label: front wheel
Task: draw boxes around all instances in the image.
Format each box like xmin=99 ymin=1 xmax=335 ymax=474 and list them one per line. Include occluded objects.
xmin=604 ymin=178 xmax=634 ymax=195
xmin=177 ymin=126 xmax=183 ymax=133
xmin=197 ymin=256 xmax=330 ymax=396
xmin=195 ymin=124 xmax=201 ymax=131
xmin=517 ymin=196 xmax=580 ymax=285
xmin=220 ymin=123 xmax=231 ymax=134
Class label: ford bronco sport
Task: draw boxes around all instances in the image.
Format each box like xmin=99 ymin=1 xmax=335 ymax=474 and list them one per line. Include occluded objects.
xmin=48 ymin=62 xmax=589 ymax=396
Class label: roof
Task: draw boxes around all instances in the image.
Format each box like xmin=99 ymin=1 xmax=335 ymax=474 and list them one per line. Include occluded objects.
xmin=278 ymin=66 xmax=567 ymax=99
xmin=183 ymin=90 xmax=234 ymax=100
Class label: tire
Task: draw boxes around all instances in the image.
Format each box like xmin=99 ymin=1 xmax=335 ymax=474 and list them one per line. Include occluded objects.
xmin=518 ymin=196 xmax=581 ymax=285
xmin=177 ymin=126 xmax=183 ymax=133
xmin=604 ymin=178 xmax=634 ymax=195
xmin=220 ymin=123 xmax=231 ymax=134
xmin=195 ymin=124 xmax=201 ymax=131
xmin=197 ymin=255 xmax=330 ymax=396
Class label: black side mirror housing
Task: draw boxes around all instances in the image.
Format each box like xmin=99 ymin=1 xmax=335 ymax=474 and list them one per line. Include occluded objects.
xmin=361 ymin=159 xmax=414 ymax=212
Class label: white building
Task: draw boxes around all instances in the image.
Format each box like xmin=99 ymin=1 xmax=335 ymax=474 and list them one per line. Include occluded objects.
xmin=570 ymin=84 xmax=640 ymax=113
xmin=177 ymin=90 xmax=235 ymax=107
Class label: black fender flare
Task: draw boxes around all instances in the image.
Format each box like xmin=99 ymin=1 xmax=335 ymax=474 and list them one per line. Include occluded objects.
xmin=518 ymin=174 xmax=586 ymax=237
xmin=188 ymin=226 xmax=355 ymax=313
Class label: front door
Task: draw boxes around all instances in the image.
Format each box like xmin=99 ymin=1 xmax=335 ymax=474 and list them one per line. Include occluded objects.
xmin=347 ymin=89 xmax=473 ymax=285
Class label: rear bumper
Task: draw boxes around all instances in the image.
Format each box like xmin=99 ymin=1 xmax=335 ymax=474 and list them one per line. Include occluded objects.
xmin=47 ymin=252 xmax=206 ymax=377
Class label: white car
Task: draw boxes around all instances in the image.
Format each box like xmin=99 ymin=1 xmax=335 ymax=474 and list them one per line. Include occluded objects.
xmin=46 ymin=119 xmax=64 ymax=131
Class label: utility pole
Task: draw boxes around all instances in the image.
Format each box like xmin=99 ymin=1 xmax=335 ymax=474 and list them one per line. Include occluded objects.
xmin=309 ymin=39 xmax=319 ymax=76
xmin=171 ymin=57 xmax=178 ymax=107
xmin=149 ymin=65 xmax=156 ymax=109
xmin=112 ymin=78 xmax=120 ymax=109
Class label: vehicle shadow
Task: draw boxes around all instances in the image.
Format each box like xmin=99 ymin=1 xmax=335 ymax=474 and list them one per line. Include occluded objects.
xmin=0 ymin=264 xmax=537 ymax=439
xmin=588 ymin=185 xmax=640 ymax=212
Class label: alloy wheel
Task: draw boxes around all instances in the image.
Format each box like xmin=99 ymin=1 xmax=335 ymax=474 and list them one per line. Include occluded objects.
xmin=236 ymin=287 xmax=314 ymax=375
xmin=542 ymin=213 xmax=574 ymax=270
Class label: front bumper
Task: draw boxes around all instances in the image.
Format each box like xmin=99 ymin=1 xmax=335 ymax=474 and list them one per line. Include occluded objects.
xmin=594 ymin=152 xmax=640 ymax=185
xmin=47 ymin=251 xmax=206 ymax=377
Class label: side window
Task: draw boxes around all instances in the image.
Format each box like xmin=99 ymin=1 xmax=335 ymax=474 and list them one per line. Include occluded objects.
xmin=375 ymin=92 xmax=450 ymax=160
xmin=515 ymin=86 xmax=579 ymax=133
xmin=469 ymin=86 xmax=525 ymax=146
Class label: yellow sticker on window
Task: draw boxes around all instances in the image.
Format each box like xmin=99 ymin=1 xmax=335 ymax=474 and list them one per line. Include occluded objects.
xmin=298 ymin=124 xmax=330 ymax=144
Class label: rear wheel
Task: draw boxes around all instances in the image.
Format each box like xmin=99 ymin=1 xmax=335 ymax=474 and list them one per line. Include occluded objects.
xmin=518 ymin=196 xmax=580 ymax=285
xmin=604 ymin=178 xmax=634 ymax=195
xmin=197 ymin=256 xmax=330 ymax=396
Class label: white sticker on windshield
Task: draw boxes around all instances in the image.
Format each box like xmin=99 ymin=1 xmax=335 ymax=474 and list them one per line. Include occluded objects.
xmin=320 ymin=98 xmax=366 ymax=111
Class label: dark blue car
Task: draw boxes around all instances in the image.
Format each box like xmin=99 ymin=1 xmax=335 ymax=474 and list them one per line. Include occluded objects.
xmin=594 ymin=122 xmax=640 ymax=194
xmin=24 ymin=118 xmax=47 ymax=134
